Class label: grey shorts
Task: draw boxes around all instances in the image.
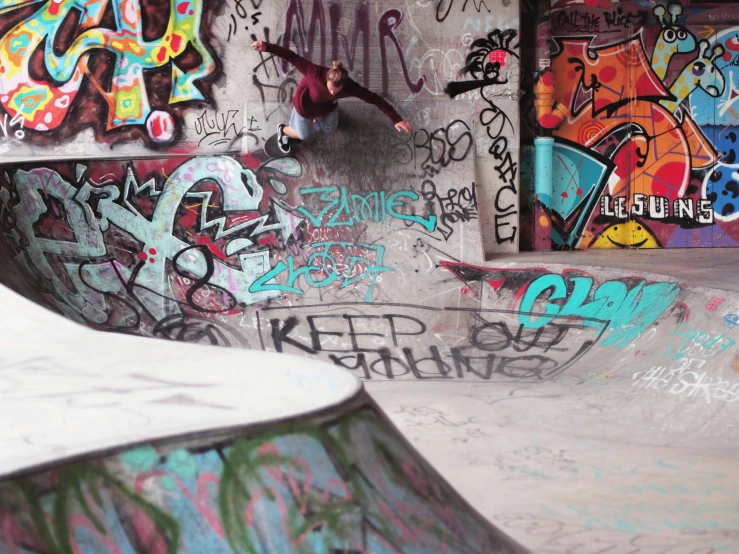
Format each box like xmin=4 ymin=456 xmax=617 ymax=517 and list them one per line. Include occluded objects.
xmin=290 ymin=107 xmax=339 ymax=140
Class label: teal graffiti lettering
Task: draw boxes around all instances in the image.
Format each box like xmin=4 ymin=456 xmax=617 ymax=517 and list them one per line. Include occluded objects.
xmin=664 ymin=323 xmax=737 ymax=360
xmin=249 ymin=242 xmax=391 ymax=302
xmin=248 ymin=257 xmax=308 ymax=296
xmin=297 ymin=187 xmax=340 ymax=227
xmin=352 ymin=191 xmax=385 ymax=222
xmin=298 ymin=186 xmax=436 ymax=231
xmin=518 ymin=274 xmax=567 ymax=327
xmin=519 ymin=274 xmax=680 ymax=348
xmin=386 ymin=190 xmax=437 ymax=232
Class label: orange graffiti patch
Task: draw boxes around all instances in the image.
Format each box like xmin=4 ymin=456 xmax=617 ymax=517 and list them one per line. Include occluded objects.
xmin=577 ymin=120 xmax=608 ymax=146
xmin=554 ymin=35 xmax=696 ymax=207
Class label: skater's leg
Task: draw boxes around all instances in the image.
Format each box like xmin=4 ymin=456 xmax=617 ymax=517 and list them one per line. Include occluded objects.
xmin=277 ymin=109 xmax=314 ymax=153
xmin=289 ymin=108 xmax=315 ymax=141
xmin=283 ymin=125 xmax=300 ymax=139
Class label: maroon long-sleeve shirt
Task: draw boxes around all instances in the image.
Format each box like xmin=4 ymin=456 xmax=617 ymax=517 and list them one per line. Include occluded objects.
xmin=265 ymin=43 xmax=403 ymax=125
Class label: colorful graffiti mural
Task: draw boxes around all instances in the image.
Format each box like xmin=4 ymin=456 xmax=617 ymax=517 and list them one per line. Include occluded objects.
xmin=542 ymin=1 xmax=739 ymax=248
xmin=0 ymin=401 xmax=519 ymax=553
xmin=0 ymin=152 xmax=691 ymax=383
xmin=0 ymin=152 xmax=446 ymax=342
xmin=0 ymin=0 xmax=220 ymax=145
xmin=441 ymin=262 xmax=682 ymax=349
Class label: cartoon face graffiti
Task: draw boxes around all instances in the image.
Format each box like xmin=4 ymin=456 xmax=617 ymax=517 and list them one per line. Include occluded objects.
xmin=591 ymin=220 xmax=660 ymax=249
xmin=546 ymin=3 xmax=736 ymax=250
xmin=690 ymin=41 xmax=726 ymax=98
xmin=653 ymin=6 xmax=697 ymax=51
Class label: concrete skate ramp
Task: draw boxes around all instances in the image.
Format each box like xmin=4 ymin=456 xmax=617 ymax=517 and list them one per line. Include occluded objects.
xmin=1 ymin=0 xmax=735 ymax=550
xmin=2 ymin=244 xmax=739 ymax=553
xmin=367 ymin=261 xmax=739 ymax=553
xmin=0 ymin=285 xmax=526 ymax=554
xmin=0 ymin=149 xmax=738 ymax=551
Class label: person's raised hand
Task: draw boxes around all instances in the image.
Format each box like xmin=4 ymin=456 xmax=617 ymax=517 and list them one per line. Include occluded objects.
xmin=252 ymin=40 xmax=266 ymax=52
xmin=395 ymin=121 xmax=412 ymax=133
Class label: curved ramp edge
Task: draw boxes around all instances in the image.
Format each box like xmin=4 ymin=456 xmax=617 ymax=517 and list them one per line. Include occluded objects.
xmin=0 ymin=283 xmax=361 ymax=479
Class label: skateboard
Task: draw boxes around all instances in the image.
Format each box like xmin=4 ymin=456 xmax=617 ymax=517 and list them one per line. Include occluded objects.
xmin=264 ymin=133 xmax=303 ymax=158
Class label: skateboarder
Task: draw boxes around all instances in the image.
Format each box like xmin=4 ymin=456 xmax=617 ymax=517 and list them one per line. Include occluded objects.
xmin=252 ymin=40 xmax=413 ymax=153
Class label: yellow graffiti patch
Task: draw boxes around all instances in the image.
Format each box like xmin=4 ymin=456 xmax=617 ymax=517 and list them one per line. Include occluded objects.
xmin=9 ymin=85 xmax=52 ymax=118
xmin=592 ymin=220 xmax=660 ymax=249
xmin=115 ymin=91 xmax=143 ymax=120
xmin=110 ymin=36 xmax=144 ymax=56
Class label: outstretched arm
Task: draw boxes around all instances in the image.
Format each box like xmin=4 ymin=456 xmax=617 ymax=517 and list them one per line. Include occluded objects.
xmin=347 ymin=83 xmax=412 ymax=133
xmin=252 ymin=40 xmax=319 ymax=78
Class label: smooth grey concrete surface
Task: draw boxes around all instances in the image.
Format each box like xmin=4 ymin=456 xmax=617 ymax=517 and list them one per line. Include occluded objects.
xmin=492 ymin=249 xmax=739 ymax=293
xmin=360 ymin=253 xmax=739 ymax=553
xmin=0 ymin=283 xmax=360 ymax=479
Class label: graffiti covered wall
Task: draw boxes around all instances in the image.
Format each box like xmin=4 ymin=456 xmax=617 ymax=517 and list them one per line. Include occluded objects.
xmin=0 ymin=114 xmax=490 ymax=363
xmin=539 ymin=0 xmax=739 ymax=249
xmin=246 ymin=0 xmax=521 ymax=255
xmin=0 ymin=0 xmax=241 ymax=155
xmin=0 ymin=0 xmax=533 ymax=370
xmin=0 ymin=127 xmax=714 ymax=385
xmin=0 ymin=132 xmax=716 ymax=384
xmin=0 ymin=395 xmax=522 ymax=553
xmin=0 ymin=0 xmax=522 ymax=254
xmin=0 ymin=1 xmax=733 ymax=389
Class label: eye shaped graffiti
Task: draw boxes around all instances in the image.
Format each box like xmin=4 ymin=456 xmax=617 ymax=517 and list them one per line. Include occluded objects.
xmin=0 ymin=0 xmax=219 ymax=144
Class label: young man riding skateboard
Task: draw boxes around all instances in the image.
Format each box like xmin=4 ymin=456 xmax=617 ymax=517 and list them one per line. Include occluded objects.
xmin=252 ymin=40 xmax=413 ymax=153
